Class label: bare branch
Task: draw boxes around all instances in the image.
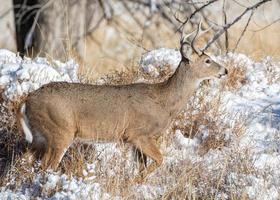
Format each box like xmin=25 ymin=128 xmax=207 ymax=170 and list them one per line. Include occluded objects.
xmin=231 ymin=0 xmax=248 ymax=8
xmin=72 ymin=13 xmax=105 ymax=48
xmin=201 ymin=0 xmax=272 ymax=53
xmin=177 ymin=0 xmax=219 ymax=32
xmin=253 ymin=17 xmax=280 ymax=32
xmin=15 ymin=4 xmax=42 ymax=25
xmin=0 ymin=7 xmax=14 ymax=19
xmin=98 ymin=0 xmax=113 ymax=20
xmin=24 ymin=0 xmax=56 ymax=50
xmin=223 ymin=0 xmax=229 ymax=53
xmin=233 ymin=10 xmax=254 ymax=52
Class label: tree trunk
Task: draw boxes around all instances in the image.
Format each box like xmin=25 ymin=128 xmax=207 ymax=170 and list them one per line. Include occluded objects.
xmin=0 ymin=0 xmax=17 ymax=51
xmin=33 ymin=0 xmax=103 ymax=61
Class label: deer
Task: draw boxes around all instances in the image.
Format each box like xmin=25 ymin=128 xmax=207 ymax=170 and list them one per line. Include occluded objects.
xmin=17 ymin=22 xmax=227 ymax=183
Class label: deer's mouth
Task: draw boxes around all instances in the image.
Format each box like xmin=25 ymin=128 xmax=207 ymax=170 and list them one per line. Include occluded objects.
xmin=217 ymin=74 xmax=225 ymax=78
xmin=216 ymin=68 xmax=228 ymax=78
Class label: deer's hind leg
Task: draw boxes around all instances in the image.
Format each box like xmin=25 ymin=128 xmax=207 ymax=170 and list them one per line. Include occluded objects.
xmin=135 ymin=148 xmax=147 ymax=172
xmin=37 ymin=127 xmax=74 ymax=171
xmin=41 ymin=145 xmax=70 ymax=170
xmin=130 ymin=136 xmax=163 ymax=183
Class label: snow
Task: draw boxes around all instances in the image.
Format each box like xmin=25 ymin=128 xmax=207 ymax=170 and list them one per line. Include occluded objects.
xmin=140 ymin=48 xmax=181 ymax=78
xmin=0 ymin=50 xmax=78 ymax=101
xmin=0 ymin=49 xmax=280 ymax=199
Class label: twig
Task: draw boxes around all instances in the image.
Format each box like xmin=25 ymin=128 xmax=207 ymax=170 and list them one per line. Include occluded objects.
xmin=72 ymin=13 xmax=105 ymax=48
xmin=201 ymin=0 xmax=271 ymax=52
xmin=158 ymin=4 xmax=180 ymax=31
xmin=253 ymin=17 xmax=280 ymax=32
xmin=15 ymin=4 xmax=42 ymax=25
xmin=177 ymin=0 xmax=218 ymax=32
xmin=233 ymin=10 xmax=254 ymax=52
xmin=223 ymin=0 xmax=229 ymax=53
xmin=232 ymin=0 xmax=248 ymax=8
xmin=0 ymin=7 xmax=15 ymax=19
xmin=98 ymin=0 xmax=113 ymax=20
xmin=195 ymin=0 xmax=224 ymax=49
xmin=24 ymin=0 xmax=56 ymax=50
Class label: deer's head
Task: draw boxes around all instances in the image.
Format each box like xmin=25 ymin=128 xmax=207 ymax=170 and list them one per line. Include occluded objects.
xmin=180 ymin=21 xmax=228 ymax=81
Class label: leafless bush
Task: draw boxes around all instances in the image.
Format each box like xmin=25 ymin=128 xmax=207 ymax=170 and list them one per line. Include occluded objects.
xmin=221 ymin=58 xmax=247 ymax=91
xmin=0 ymin=92 xmax=28 ymax=184
xmin=172 ymin=83 xmax=246 ymax=156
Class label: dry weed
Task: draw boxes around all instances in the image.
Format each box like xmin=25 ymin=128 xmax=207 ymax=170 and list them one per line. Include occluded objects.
xmin=80 ymin=67 xmax=139 ymax=85
xmin=140 ymin=64 xmax=175 ymax=84
xmin=172 ymin=83 xmax=246 ymax=156
xmin=262 ymin=58 xmax=280 ymax=84
xmin=220 ymin=59 xmax=247 ymax=91
xmin=0 ymin=93 xmax=28 ymax=185
xmin=161 ymin=140 xmax=255 ymax=200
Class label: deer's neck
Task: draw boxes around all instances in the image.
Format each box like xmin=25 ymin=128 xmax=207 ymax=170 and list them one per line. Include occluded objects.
xmin=159 ymin=61 xmax=199 ymax=115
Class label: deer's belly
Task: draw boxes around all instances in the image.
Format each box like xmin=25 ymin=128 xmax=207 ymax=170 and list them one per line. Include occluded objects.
xmin=76 ymin=117 xmax=128 ymax=142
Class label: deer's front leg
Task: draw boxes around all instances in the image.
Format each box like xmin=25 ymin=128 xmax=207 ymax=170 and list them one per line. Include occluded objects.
xmin=130 ymin=136 xmax=163 ymax=183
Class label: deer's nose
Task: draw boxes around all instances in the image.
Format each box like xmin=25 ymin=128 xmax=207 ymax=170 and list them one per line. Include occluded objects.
xmin=225 ymin=68 xmax=228 ymax=75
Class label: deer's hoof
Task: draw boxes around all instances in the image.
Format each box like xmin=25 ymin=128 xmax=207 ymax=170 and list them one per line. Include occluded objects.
xmin=132 ymin=174 xmax=147 ymax=184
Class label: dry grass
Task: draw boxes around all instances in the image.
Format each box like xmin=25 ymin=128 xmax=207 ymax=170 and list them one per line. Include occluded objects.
xmin=172 ymin=83 xmax=246 ymax=154
xmin=0 ymin=93 xmax=28 ymax=185
xmin=262 ymin=58 xmax=280 ymax=85
xmin=162 ymin=98 xmax=251 ymax=200
xmin=80 ymin=61 xmax=174 ymax=86
xmin=83 ymin=67 xmax=139 ymax=85
xmin=160 ymin=148 xmax=255 ymax=200
xmin=218 ymin=58 xmax=248 ymax=91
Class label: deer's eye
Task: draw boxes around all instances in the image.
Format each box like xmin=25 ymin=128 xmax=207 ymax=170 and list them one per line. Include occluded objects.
xmin=205 ymin=59 xmax=211 ymax=64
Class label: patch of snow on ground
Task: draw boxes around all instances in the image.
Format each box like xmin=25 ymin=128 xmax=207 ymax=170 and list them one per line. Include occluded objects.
xmin=0 ymin=49 xmax=79 ymax=101
xmin=1 ymin=171 xmax=119 ymax=200
xmin=140 ymin=48 xmax=181 ymax=78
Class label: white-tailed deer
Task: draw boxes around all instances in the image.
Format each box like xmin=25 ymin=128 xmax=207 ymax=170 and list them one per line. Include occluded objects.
xmin=17 ymin=23 xmax=227 ymax=182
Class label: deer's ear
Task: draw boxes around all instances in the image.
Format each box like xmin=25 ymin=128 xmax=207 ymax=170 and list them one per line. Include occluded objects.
xmin=180 ymin=42 xmax=192 ymax=61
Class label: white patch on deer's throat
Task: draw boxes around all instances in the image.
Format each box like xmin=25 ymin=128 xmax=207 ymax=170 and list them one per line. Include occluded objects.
xmin=195 ymin=80 xmax=202 ymax=88
xmin=195 ymin=78 xmax=211 ymax=88
xmin=20 ymin=103 xmax=33 ymax=143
